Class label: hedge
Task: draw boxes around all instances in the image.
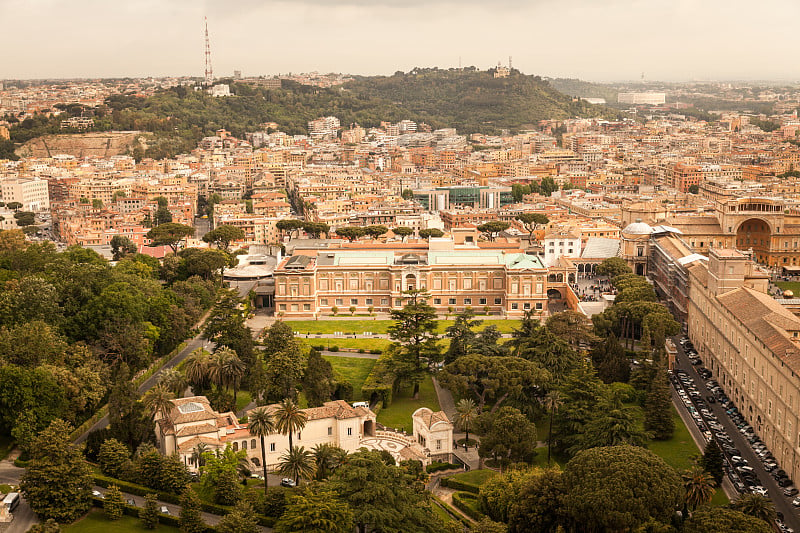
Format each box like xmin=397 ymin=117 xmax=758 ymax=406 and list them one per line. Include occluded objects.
xmin=431 ymin=495 xmax=472 ymax=527
xmin=91 ymin=497 xmax=212 ymax=532
xmin=451 ymin=491 xmax=483 ymax=521
xmin=361 ymin=352 xmax=395 ymax=407
xmin=426 ymin=462 xmax=462 ymax=474
xmin=440 ymin=476 xmax=480 ymax=494
xmin=92 ymin=474 xmax=276 ymax=527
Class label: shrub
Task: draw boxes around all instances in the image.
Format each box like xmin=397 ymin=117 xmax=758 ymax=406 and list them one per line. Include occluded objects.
xmin=440 ymin=476 xmax=481 ymax=494
xmin=426 ymin=462 xmax=462 ymax=473
xmin=361 ymin=352 xmax=395 ymax=407
xmin=312 ymin=345 xmax=325 ymax=351
xmin=329 ymin=346 xmax=339 ymax=352
xmin=333 ymin=381 xmax=354 ymax=402
xmin=358 ymin=349 xmax=365 ymax=354
xmin=452 ymin=492 xmax=483 ymax=521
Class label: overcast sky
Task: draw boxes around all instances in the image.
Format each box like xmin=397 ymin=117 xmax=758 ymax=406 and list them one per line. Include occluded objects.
xmin=2 ymin=0 xmax=799 ymax=82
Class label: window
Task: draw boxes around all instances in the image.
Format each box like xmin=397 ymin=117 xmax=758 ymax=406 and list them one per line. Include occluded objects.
xmin=320 ymin=298 xmax=328 ymax=306
xmin=303 ymin=304 xmax=311 ymax=311
xmin=365 ymin=298 xmax=373 ymax=305
xmin=328 ymin=427 xmax=333 ymax=436
xmin=464 ymin=298 xmax=472 ymax=305
xmin=381 ymin=298 xmax=389 ymax=305
xmin=434 ymin=298 xmax=441 ymax=305
xmin=242 ymin=440 xmax=248 ymax=450
xmin=335 ymin=298 xmax=343 ymax=306
xmin=511 ymin=303 xmax=519 ymax=310
xmin=494 ymin=298 xmax=502 ymax=305
xmin=290 ymin=304 xmax=298 ymax=312
xmin=251 ymin=439 xmax=256 ymax=449
xmin=233 ymin=442 xmax=239 ymax=451
xmin=448 ymin=298 xmax=456 ymax=305
xmin=395 ymin=299 xmax=402 ymax=306
xmin=523 ymin=302 xmax=531 ymax=310
xmin=350 ymin=298 xmax=358 ymax=305
xmin=436 ymin=439 xmax=442 ymax=450
xmin=479 ymin=298 xmax=487 ymax=305
xmin=463 ymin=278 xmax=472 ymax=289
xmin=536 ymin=302 xmax=543 ymax=310
xmin=347 ymin=427 xmax=353 ymax=436
xmin=270 ymin=443 xmax=275 ymax=452
xmin=278 ymin=304 xmax=286 ymax=311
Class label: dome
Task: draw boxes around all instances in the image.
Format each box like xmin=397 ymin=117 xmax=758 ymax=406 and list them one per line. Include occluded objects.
xmin=622 ymin=218 xmax=653 ymax=236
xmin=784 ymin=290 xmax=794 ymax=298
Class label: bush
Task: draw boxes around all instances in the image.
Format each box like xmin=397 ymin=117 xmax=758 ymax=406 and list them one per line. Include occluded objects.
xmin=312 ymin=345 xmax=325 ymax=351
xmin=452 ymin=492 xmax=483 ymax=521
xmin=329 ymin=346 xmax=339 ymax=352
xmin=440 ymin=476 xmax=481 ymax=494
xmin=426 ymin=462 xmax=462 ymax=473
xmin=333 ymin=381 xmax=354 ymax=402
xmin=373 ymin=349 xmax=383 ymax=355
xmin=361 ymin=352 xmax=395 ymax=407
xmin=358 ymin=349 xmax=365 ymax=354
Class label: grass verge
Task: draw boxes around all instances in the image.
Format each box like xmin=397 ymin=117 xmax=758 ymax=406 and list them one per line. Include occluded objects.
xmin=63 ymin=509 xmax=180 ymax=533
xmin=324 ymin=356 xmax=377 ymax=400
xmin=376 ymin=375 xmax=440 ymax=431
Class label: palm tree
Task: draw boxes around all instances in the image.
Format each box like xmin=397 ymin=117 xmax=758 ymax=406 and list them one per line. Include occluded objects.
xmin=157 ymin=367 xmax=187 ymax=398
xmin=274 ymin=398 xmax=307 ymax=450
xmin=220 ymin=350 xmax=246 ymax=404
xmin=143 ymin=383 xmax=175 ymax=422
xmin=311 ymin=443 xmax=347 ymax=481
xmin=191 ymin=442 xmax=209 ymax=469
xmin=207 ymin=348 xmax=231 ymax=391
xmin=248 ymin=407 xmax=276 ymax=495
xmin=682 ymin=465 xmax=716 ymax=511
xmin=454 ymin=398 xmax=478 ymax=450
xmin=278 ymin=445 xmax=315 ymax=485
xmin=543 ymin=390 xmax=562 ymax=465
xmin=731 ymin=493 xmax=777 ymax=522
xmin=184 ymin=348 xmax=210 ymax=392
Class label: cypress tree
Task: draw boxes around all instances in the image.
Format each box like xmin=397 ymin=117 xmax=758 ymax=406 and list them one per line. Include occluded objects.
xmin=179 ymin=487 xmax=206 ymax=533
xmin=644 ymin=367 xmax=675 ymax=440
xmin=701 ymin=439 xmax=725 ymax=485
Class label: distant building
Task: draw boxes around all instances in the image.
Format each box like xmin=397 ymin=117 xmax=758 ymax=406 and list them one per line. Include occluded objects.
xmin=617 ymin=92 xmax=666 ymax=105
xmin=59 ymin=117 xmax=94 ymax=130
xmin=0 ymin=177 xmax=50 ymax=211
xmin=210 ymin=84 xmax=231 ymax=97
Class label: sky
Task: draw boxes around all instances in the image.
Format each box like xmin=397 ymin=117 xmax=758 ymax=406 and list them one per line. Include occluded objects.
xmin=2 ymin=0 xmax=799 ymax=82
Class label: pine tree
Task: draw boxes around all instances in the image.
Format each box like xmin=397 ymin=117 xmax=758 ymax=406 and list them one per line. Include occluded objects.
xmin=644 ymin=367 xmax=675 ymax=440
xmin=215 ymin=467 xmax=243 ymax=506
xmin=216 ymin=501 xmax=259 ymax=533
xmin=303 ymin=349 xmax=335 ymax=407
xmin=701 ymin=439 xmax=725 ymax=485
xmin=103 ymin=485 xmax=125 ymax=521
xmin=139 ymin=494 xmax=160 ymax=530
xmin=179 ymin=487 xmax=206 ymax=533
xmin=593 ymin=333 xmax=630 ymax=384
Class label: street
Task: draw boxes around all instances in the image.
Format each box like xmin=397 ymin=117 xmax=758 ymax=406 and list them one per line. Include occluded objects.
xmin=0 ymin=458 xmax=34 ymax=533
xmin=671 ymin=335 xmax=799 ymax=531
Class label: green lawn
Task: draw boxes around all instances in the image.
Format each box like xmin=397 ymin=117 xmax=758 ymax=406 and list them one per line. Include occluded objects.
xmin=64 ymin=509 xmax=180 ymax=533
xmin=323 ymin=356 xmax=377 ymax=400
xmin=450 ymin=469 xmax=499 ymax=486
xmin=284 ymin=318 xmax=521 ymax=335
xmin=377 ymin=375 xmax=441 ymax=431
xmin=776 ymin=281 xmax=800 ymax=295
xmin=234 ymin=390 xmax=252 ymax=413
xmin=304 ymin=337 xmax=391 ymax=353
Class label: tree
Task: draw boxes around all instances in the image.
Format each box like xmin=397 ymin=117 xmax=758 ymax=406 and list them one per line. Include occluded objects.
xmin=388 ymin=289 xmax=440 ymax=397
xmin=216 ymin=501 xmax=260 ymax=533
xmin=275 ymin=219 xmax=304 ymax=241
xmin=731 ymin=493 xmax=777 ymax=523
xmin=304 ymin=349 xmax=334 ymax=407
xmin=146 ymin=222 xmax=195 ymax=254
xmin=544 ymin=311 xmax=596 ymax=351
xmin=454 ymin=398 xmax=478 ymax=447
xmin=179 ymin=487 xmax=206 ymax=533
xmin=331 ymin=449 xmax=438 ymax=533
xmin=401 ymin=188 xmax=414 ymax=200
xmin=275 ymin=486 xmax=354 ymax=533
xmin=477 ymin=407 xmax=538 ymax=470
xmin=363 ymin=225 xmax=389 ymax=239
xmin=184 ymin=349 xmax=211 ymax=392
xmin=202 ymin=225 xmax=245 ymax=251
xmin=6 ymin=201 xmax=22 ymax=211
xmin=208 ymin=347 xmax=246 ymax=403
xmin=248 ymin=407 xmax=276 ymax=495
xmin=477 ymin=221 xmax=510 ymax=241
xmin=139 ymin=494 xmax=160 ymax=529
xmin=683 ymin=507 xmax=772 ymax=533
xmin=688 ymin=184 xmax=700 ymax=194
xmin=278 ymin=445 xmax=316 ymax=484
xmin=644 ymin=367 xmax=675 ymax=440
xmin=444 ymin=308 xmax=480 ymax=364
xmin=312 ymin=443 xmax=348 ymax=481
xmin=392 ymin=226 xmax=413 ymax=242
xmin=578 ymin=393 xmax=649 ymax=451
xmin=158 ymin=367 xmax=188 ymax=398
xmin=552 ymin=360 xmax=607 ymax=455
xmin=215 ymin=466 xmax=244 ymax=506
xmin=20 ymin=419 xmax=93 ymax=523
xmin=543 ymin=391 xmax=562 ymax=465
xmin=103 ymin=484 xmax=125 ymax=521
xmin=562 ymin=446 xmax=682 ymax=532
xmin=506 ymin=467 xmax=566 ymax=533
xmin=27 ymin=519 xmax=61 ymax=533
xmin=263 ymin=347 xmax=306 ymax=402
xmin=596 ymin=257 xmax=632 ymax=278
xmin=515 ymin=213 xmax=549 ymax=243
xmin=98 ymin=438 xmax=132 ymax=479
xmin=302 ymin=221 xmax=330 ymax=239
xmin=274 ymin=398 xmax=308 ymax=450
xmin=334 ymin=226 xmax=366 ymax=242
xmin=418 ymin=228 xmax=444 ymax=239
xmin=110 ymin=235 xmax=137 ymax=260
xmin=682 ymin=465 xmax=716 ymax=511
xmin=700 ymin=438 xmax=724 ymax=485
xmin=143 ymin=383 xmax=175 ymax=426
xmin=591 ymin=333 xmax=630 ymax=384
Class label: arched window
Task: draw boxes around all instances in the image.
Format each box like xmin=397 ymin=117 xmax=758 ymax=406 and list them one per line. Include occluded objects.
xmin=251 ymin=439 xmax=256 ymax=449
xmin=251 ymin=457 xmax=260 ymax=467
xmin=232 ymin=442 xmax=239 ymax=452
xmin=242 ymin=440 xmax=247 ymax=450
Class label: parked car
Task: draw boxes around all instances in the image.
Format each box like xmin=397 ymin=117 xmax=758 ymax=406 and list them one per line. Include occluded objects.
xmin=280 ymin=478 xmax=296 ymax=487
xmin=783 ymin=487 xmax=798 ymax=497
xmin=160 ymin=506 xmax=170 ymax=515
xmin=752 ymin=486 xmax=769 ymax=496
xmin=92 ymin=490 xmax=103 ymax=499
xmin=127 ymin=499 xmax=136 ymax=506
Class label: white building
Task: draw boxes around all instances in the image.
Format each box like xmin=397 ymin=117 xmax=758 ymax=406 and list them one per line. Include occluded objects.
xmin=210 ymin=84 xmax=231 ymax=97
xmin=617 ymin=92 xmax=666 ymax=105
xmin=543 ymin=230 xmax=581 ymax=267
xmin=0 ymin=177 xmax=50 ymax=212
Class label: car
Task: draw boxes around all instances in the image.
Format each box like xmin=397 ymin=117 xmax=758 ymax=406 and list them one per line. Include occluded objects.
xmin=250 ymin=473 xmax=264 ymax=480
xmin=92 ymin=490 xmax=104 ymax=499
xmin=280 ymin=478 xmax=297 ymax=487
xmin=780 ymin=478 xmax=794 ymax=488
xmin=752 ymin=486 xmax=769 ymax=496
xmin=793 ymin=497 xmax=800 ymax=507
xmin=784 ymin=487 xmax=799 ymax=497
xmin=706 ymin=395 xmax=716 ymax=403
xmin=127 ymin=499 xmax=136 ymax=506
xmin=160 ymin=506 xmax=170 ymax=515
xmin=737 ymin=465 xmax=755 ymax=474
xmin=734 ymin=480 xmax=748 ymax=493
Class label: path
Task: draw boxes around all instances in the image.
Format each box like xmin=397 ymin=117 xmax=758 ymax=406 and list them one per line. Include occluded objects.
xmin=0 ymin=450 xmax=35 ymax=533
xmin=431 ymin=378 xmax=481 ymax=469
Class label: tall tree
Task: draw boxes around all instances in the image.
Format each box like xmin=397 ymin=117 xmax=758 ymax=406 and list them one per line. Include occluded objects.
xmin=596 ymin=257 xmax=632 ymax=278
xmin=278 ymin=445 xmax=316 ymax=484
xmin=731 ymin=493 xmax=777 ymax=523
xmin=248 ymin=407 xmax=276 ymax=495
xmin=644 ymin=366 xmax=675 ymax=440
xmin=552 ymin=360 xmax=606 ymax=455
xmin=98 ymin=438 xmax=132 ymax=479
xmin=275 ymin=486 xmax=354 ymax=533
xmin=103 ymin=484 xmax=125 ymax=521
xmin=543 ymin=390 xmax=562 ymax=465
xmin=274 ymin=398 xmax=308 ymax=450
xmin=683 ymin=507 xmax=773 ymax=533
xmin=477 ymin=406 xmax=538 ymax=470
xmin=179 ymin=486 xmax=206 ymax=533
xmin=202 ymin=224 xmax=245 ymax=251
xmin=110 ymin=235 xmax=137 ymax=260
xmin=20 ymin=419 xmax=93 ymax=523
xmin=311 ymin=443 xmax=348 ymax=481
xmin=216 ymin=501 xmax=260 ymax=533
xmin=418 ymin=228 xmax=444 ymax=239
xmin=700 ymin=438 xmax=725 ymax=485
xmin=392 ymin=226 xmax=414 ymax=242
xmin=682 ymin=465 xmax=716 ymax=511
xmin=363 ymin=225 xmax=389 ymax=239
xmin=515 ymin=213 xmax=549 ymax=243
xmin=388 ymin=289 xmax=440 ymax=397
xmin=303 ymin=349 xmax=334 ymax=407
xmin=444 ymin=308 xmax=480 ymax=364
xmin=146 ymin=222 xmax=195 ymax=255
xmin=477 ymin=221 xmax=510 ymax=241
xmin=454 ymin=398 xmax=478 ymax=447
xmin=591 ymin=333 xmax=630 ymax=384
xmin=334 ymin=226 xmax=366 ymax=242
xmin=139 ymin=494 xmax=160 ymax=530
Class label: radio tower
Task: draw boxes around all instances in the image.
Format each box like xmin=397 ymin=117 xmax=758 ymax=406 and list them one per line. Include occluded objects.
xmin=204 ymin=17 xmax=213 ymax=87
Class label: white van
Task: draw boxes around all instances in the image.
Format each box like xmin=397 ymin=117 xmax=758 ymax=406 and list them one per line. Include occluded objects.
xmin=352 ymin=401 xmax=369 ymax=409
xmin=3 ymin=492 xmax=19 ymax=513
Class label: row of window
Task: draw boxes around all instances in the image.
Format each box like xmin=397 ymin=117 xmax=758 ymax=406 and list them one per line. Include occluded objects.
xmin=228 ymin=427 xmax=354 ymax=452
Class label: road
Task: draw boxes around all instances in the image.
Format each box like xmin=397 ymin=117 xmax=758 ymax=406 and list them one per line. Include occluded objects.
xmin=671 ymin=336 xmax=800 ymax=531
xmin=194 ymin=216 xmax=211 ymax=241
xmin=75 ymin=334 xmax=214 ymax=444
xmin=0 ymin=457 xmax=34 ymax=533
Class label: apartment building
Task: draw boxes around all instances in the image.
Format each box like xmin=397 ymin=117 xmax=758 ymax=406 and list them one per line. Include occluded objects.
xmin=0 ymin=177 xmax=50 ymax=211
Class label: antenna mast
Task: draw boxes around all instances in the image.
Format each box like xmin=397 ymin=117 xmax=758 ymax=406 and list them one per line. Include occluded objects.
xmin=204 ymin=17 xmax=213 ymax=87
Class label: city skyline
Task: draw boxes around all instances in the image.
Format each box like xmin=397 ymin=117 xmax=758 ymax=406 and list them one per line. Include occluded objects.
xmin=3 ymin=0 xmax=800 ymax=82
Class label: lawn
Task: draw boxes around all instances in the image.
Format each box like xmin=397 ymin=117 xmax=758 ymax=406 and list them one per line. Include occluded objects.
xmin=377 ymin=375 xmax=441 ymax=431
xmin=234 ymin=390 xmax=252 ymax=413
xmin=283 ymin=318 xmax=522 ymax=335
xmin=450 ymin=469 xmax=499 ymax=486
xmin=64 ymin=509 xmax=180 ymax=533
xmin=303 ymin=337 xmax=391 ymax=353
xmin=776 ymin=281 xmax=800 ymax=295
xmin=323 ymin=355 xmax=377 ymax=400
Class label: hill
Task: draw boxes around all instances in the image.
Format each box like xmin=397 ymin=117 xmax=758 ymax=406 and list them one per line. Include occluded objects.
xmin=4 ymin=69 xmax=621 ymax=161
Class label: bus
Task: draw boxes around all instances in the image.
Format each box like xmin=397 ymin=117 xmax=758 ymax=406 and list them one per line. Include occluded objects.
xmin=3 ymin=492 xmax=19 ymax=513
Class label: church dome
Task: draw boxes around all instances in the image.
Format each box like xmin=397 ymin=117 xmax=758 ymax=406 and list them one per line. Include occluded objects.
xmin=622 ymin=219 xmax=653 ymax=236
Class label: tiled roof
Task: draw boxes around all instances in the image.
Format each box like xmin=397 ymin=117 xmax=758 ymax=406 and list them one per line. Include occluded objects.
xmin=176 ymin=423 xmax=219 ymax=437
xmin=413 ymin=407 xmax=452 ymax=429
xmin=249 ymin=400 xmax=370 ymax=422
